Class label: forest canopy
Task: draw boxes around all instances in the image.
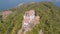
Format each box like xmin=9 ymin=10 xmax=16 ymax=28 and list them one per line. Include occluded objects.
xmin=0 ymin=2 xmax=60 ymax=34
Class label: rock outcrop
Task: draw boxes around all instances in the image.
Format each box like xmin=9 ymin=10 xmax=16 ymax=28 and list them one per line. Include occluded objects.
xmin=2 ymin=10 xmax=12 ymax=18
xmin=17 ymin=10 xmax=40 ymax=34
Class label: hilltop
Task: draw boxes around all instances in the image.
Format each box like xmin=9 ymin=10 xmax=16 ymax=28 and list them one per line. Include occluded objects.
xmin=0 ymin=2 xmax=60 ymax=34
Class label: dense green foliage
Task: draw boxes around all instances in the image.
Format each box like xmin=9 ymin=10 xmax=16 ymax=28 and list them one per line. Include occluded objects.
xmin=0 ymin=2 xmax=60 ymax=34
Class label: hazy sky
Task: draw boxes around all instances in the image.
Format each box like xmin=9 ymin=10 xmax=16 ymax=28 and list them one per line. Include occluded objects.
xmin=0 ymin=0 xmax=60 ymax=10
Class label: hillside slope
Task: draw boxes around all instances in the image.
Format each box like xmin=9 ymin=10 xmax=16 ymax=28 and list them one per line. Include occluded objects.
xmin=0 ymin=2 xmax=60 ymax=34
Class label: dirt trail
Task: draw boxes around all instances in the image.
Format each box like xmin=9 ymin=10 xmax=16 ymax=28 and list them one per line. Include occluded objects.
xmin=39 ymin=29 xmax=43 ymax=34
xmin=17 ymin=29 xmax=22 ymax=34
